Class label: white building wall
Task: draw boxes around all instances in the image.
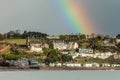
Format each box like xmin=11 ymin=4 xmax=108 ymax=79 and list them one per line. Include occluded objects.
xmin=30 ymin=46 xmax=43 ymax=52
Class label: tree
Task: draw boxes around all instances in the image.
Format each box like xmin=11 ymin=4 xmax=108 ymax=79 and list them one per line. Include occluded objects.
xmin=45 ymin=49 xmax=62 ymax=64
xmin=116 ymin=43 xmax=120 ymax=52
xmin=61 ymin=54 xmax=73 ymax=63
xmin=104 ymin=35 xmax=110 ymax=40
xmin=116 ymin=34 xmax=120 ymax=39
xmin=28 ymin=31 xmax=48 ymax=38
xmin=79 ymin=34 xmax=86 ymax=40
xmin=6 ymin=30 xmax=21 ymax=38
xmin=0 ymin=34 xmax=4 ymax=40
xmin=117 ymin=43 xmax=120 ymax=48
xmin=88 ymin=38 xmax=103 ymax=53
xmin=96 ymin=35 xmax=103 ymax=40
xmin=22 ymin=30 xmax=28 ymax=38
xmin=88 ymin=38 xmax=97 ymax=54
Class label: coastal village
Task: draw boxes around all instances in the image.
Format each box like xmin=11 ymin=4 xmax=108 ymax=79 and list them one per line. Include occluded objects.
xmin=0 ymin=30 xmax=120 ymax=70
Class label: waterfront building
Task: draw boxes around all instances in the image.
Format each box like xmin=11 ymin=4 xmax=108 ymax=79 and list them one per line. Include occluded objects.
xmin=102 ymin=63 xmax=111 ymax=67
xmin=63 ymin=63 xmax=82 ymax=67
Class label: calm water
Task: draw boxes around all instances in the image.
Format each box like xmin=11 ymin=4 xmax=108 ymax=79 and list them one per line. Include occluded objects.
xmin=0 ymin=70 xmax=120 ymax=80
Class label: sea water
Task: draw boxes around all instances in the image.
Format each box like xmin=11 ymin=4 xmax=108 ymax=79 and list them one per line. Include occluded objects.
xmin=0 ymin=70 xmax=120 ymax=80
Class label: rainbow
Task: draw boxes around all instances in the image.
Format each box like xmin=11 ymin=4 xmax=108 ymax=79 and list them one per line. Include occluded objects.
xmin=53 ymin=0 xmax=97 ymax=34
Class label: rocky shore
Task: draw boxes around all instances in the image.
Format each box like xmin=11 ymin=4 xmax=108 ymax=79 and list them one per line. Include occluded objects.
xmin=0 ymin=66 xmax=120 ymax=71
xmin=40 ymin=66 xmax=120 ymax=71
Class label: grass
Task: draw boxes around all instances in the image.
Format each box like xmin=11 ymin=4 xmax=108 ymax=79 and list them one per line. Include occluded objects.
xmin=4 ymin=39 xmax=26 ymax=45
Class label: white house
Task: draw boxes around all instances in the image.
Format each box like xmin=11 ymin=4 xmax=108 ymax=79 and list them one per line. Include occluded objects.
xmin=80 ymin=53 xmax=94 ymax=57
xmin=46 ymin=36 xmax=60 ymax=39
xmin=56 ymin=63 xmax=62 ymax=67
xmin=30 ymin=46 xmax=43 ymax=52
xmin=64 ymin=63 xmax=82 ymax=67
xmin=78 ymin=48 xmax=93 ymax=54
xmin=53 ymin=41 xmax=78 ymax=50
xmin=68 ymin=52 xmax=80 ymax=59
xmin=113 ymin=54 xmax=120 ymax=59
xmin=116 ymin=39 xmax=120 ymax=44
xmin=49 ymin=63 xmax=62 ymax=67
xmin=49 ymin=63 xmax=55 ymax=67
xmin=91 ymin=63 xmax=100 ymax=67
xmin=83 ymin=63 xmax=100 ymax=68
xmin=26 ymin=38 xmax=49 ymax=52
xmin=102 ymin=63 xmax=111 ymax=67
xmin=73 ymin=42 xmax=79 ymax=49
xmin=73 ymin=63 xmax=82 ymax=67
xmin=83 ymin=63 xmax=92 ymax=68
xmin=94 ymin=52 xmax=113 ymax=59
xmin=111 ymin=64 xmax=120 ymax=67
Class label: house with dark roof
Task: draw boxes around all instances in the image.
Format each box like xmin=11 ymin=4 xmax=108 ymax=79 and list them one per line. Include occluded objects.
xmin=26 ymin=38 xmax=49 ymax=52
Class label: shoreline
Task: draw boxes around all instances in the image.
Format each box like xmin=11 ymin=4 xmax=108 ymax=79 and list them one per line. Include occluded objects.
xmin=0 ymin=66 xmax=120 ymax=71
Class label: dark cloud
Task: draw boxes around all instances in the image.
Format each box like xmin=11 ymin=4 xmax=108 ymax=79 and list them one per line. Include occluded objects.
xmin=0 ymin=0 xmax=120 ymax=36
xmin=82 ymin=0 xmax=120 ymax=36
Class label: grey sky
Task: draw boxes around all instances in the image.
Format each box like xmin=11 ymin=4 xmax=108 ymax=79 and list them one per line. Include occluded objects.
xmin=0 ymin=0 xmax=120 ymax=36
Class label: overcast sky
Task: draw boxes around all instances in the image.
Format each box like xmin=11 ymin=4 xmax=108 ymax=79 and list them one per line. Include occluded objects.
xmin=0 ymin=0 xmax=120 ymax=36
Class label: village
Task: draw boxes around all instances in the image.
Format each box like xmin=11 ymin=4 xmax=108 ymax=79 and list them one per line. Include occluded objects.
xmin=0 ymin=30 xmax=120 ymax=70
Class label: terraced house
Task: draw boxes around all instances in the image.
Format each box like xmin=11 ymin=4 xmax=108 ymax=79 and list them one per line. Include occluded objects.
xmin=53 ymin=40 xmax=78 ymax=50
